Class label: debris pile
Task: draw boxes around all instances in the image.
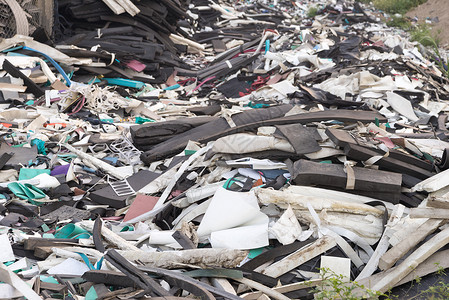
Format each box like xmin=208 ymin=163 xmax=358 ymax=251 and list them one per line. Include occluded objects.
xmin=1 ymin=0 xmax=449 ymax=298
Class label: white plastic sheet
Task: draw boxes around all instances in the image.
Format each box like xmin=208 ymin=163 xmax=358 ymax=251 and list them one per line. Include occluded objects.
xmin=197 ymin=187 xmax=268 ymax=249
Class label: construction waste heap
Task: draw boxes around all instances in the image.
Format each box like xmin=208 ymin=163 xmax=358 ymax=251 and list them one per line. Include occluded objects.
xmin=1 ymin=0 xmax=449 ymax=298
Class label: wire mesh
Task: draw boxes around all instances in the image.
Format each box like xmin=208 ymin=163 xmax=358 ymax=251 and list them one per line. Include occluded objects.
xmin=0 ymin=0 xmax=17 ymax=38
xmin=0 ymin=0 xmax=53 ymax=39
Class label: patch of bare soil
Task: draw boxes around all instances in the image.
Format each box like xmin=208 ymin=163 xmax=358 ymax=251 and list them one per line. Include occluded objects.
xmin=406 ymin=0 xmax=449 ymax=48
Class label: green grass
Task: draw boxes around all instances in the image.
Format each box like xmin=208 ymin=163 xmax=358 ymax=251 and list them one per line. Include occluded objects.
xmin=386 ymin=16 xmax=411 ymax=29
xmin=402 ymin=264 xmax=449 ymax=300
xmin=410 ymin=24 xmax=441 ymax=47
xmin=414 ymin=280 xmax=449 ymax=299
xmin=357 ymin=0 xmax=427 ymax=15
xmin=374 ymin=0 xmax=427 ymax=14
xmin=308 ymin=265 xmax=449 ymax=299
xmin=307 ymin=6 xmax=319 ymax=18
xmin=308 ymin=268 xmax=389 ymax=299
xmin=408 ymin=24 xmax=449 ymax=78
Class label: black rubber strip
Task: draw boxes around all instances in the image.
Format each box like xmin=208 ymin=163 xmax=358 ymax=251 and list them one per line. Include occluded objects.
xmin=105 ymin=249 xmax=172 ymax=297
xmin=93 ymin=217 xmax=105 ymax=253
xmin=2 ymin=59 xmax=45 ymax=97
xmin=365 ymin=201 xmax=388 ymax=235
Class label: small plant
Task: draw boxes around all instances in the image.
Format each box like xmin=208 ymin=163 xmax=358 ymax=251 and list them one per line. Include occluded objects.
xmin=410 ymin=24 xmax=441 ymax=47
xmin=436 ymin=263 xmax=446 ymax=276
xmin=419 ymin=280 xmax=449 ymax=299
xmin=307 ymin=6 xmax=319 ymax=18
xmin=386 ymin=16 xmax=411 ymax=29
xmin=408 ymin=279 xmax=449 ymax=300
xmin=413 ymin=262 xmax=449 ymax=299
xmin=372 ymin=0 xmax=427 ymax=14
xmin=308 ymin=267 xmax=387 ymax=299
xmin=409 ymin=24 xmax=449 ymax=78
xmin=392 ymin=263 xmax=449 ymax=300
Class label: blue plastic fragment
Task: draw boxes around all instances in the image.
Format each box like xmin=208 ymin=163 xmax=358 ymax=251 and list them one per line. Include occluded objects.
xmin=82 ymin=166 xmax=96 ymax=173
xmin=1 ymin=46 xmax=23 ymax=53
xmin=22 ymin=46 xmax=72 ymax=86
xmin=76 ymin=252 xmax=104 ymax=270
xmin=30 ymin=138 xmax=46 ymax=155
xmin=164 ymin=84 xmax=181 ymax=90
xmin=85 ymin=285 xmax=98 ymax=300
xmin=103 ymin=78 xmax=145 ymax=89
xmin=103 ymin=157 xmax=118 ymax=164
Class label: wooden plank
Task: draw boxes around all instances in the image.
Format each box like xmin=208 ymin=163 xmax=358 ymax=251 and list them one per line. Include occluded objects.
xmin=170 ymin=34 xmax=206 ymax=51
xmin=427 ymin=186 xmax=449 ymax=208
xmin=261 ymin=236 xmax=337 ymax=278
xmin=412 ymin=167 xmax=449 ymax=192
xmin=355 ymin=205 xmax=404 ymax=280
xmin=410 ymin=208 xmax=449 ymax=219
xmin=241 ymin=292 xmax=266 ymax=300
xmin=428 ymin=195 xmax=449 ymax=209
xmin=232 ymin=278 xmax=290 ymax=300
xmin=274 ymin=278 xmax=322 ymax=293
xmin=80 ymin=221 xmax=140 ymax=251
xmin=242 ymin=239 xmax=317 ymax=271
xmin=101 ymin=0 xmax=125 ymax=14
xmin=0 ymin=82 xmax=27 ymax=92
xmin=371 ymin=226 xmax=449 ymax=293
xmin=358 ymin=249 xmax=449 ymax=290
xmin=397 ymin=249 xmax=449 ymax=285
xmin=171 ymin=230 xmax=195 ymax=249
xmin=115 ymin=0 xmax=140 ymax=16
xmin=379 ymin=218 xmax=444 ymax=270
xmin=210 ymin=278 xmax=237 ymax=295
xmin=240 ymin=279 xmax=322 ymax=300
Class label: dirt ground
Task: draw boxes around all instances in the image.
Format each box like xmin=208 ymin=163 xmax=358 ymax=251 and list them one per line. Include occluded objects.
xmin=406 ymin=0 xmax=449 ymax=48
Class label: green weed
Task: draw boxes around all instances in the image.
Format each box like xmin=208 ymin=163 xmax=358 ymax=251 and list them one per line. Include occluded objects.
xmin=409 ymin=25 xmax=449 ymax=78
xmin=307 ymin=6 xmax=319 ymax=18
xmin=407 ymin=264 xmax=449 ymax=300
xmin=386 ymin=16 xmax=411 ymax=30
xmin=308 ymin=265 xmax=449 ymax=299
xmin=410 ymin=24 xmax=441 ymax=47
xmin=371 ymin=0 xmax=427 ymax=14
xmin=308 ymin=268 xmax=387 ymax=299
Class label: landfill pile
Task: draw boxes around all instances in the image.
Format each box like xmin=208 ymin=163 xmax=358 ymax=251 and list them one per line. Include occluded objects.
xmin=1 ymin=0 xmax=449 ymax=298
